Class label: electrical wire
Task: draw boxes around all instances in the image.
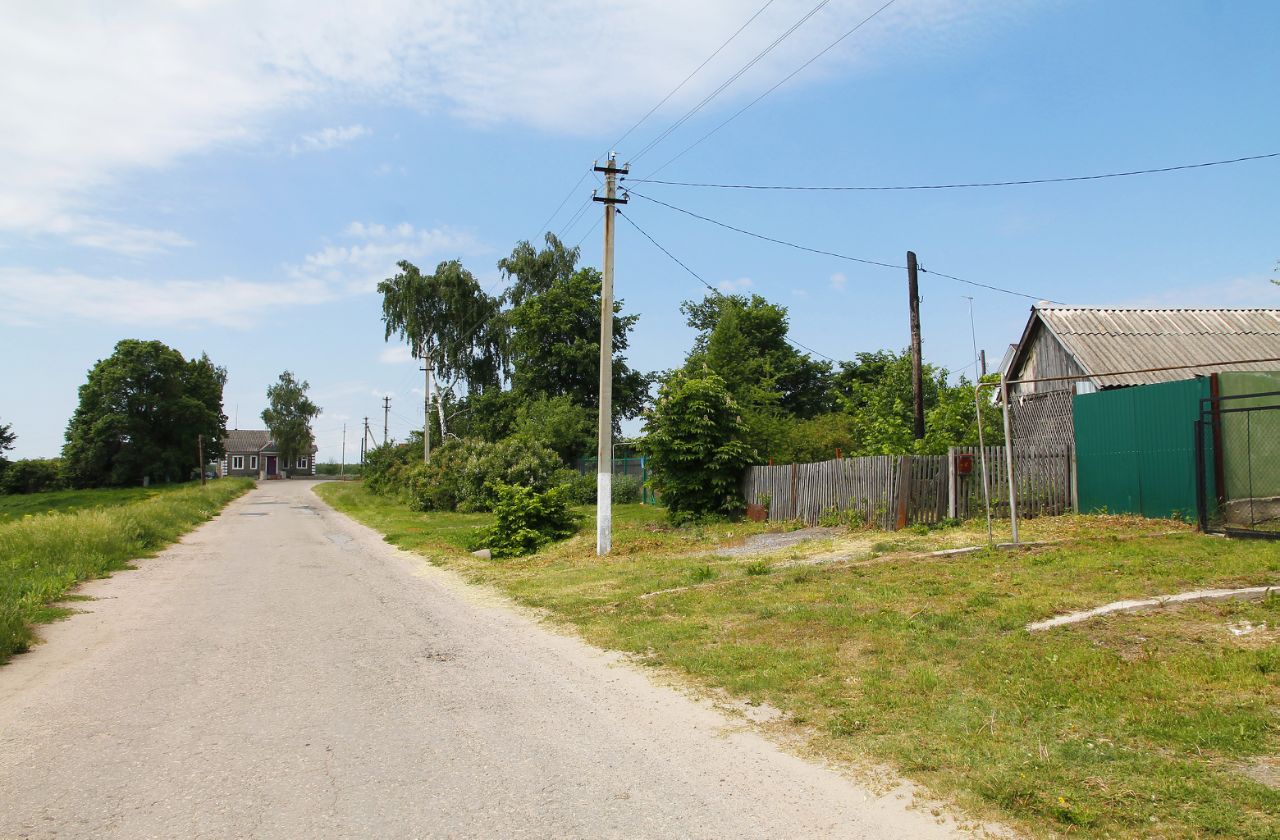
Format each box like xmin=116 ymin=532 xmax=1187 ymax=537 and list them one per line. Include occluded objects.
xmin=630 ymin=0 xmax=834 ymax=165
xmin=629 ymin=151 xmax=1280 ymax=190
xmin=617 ymin=207 xmax=837 ymax=363
xmin=628 ymin=188 xmax=1058 ymax=302
xmin=532 ymin=169 xmax=592 ymax=237
xmin=606 ymin=0 xmax=779 ymax=156
xmin=644 ymin=0 xmax=900 ymax=177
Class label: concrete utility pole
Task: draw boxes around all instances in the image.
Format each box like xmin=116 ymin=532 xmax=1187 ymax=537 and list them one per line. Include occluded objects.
xmin=340 ymin=424 xmax=346 ymax=477
xmin=906 ymin=251 xmax=925 ymax=440
xmin=361 ymin=417 xmax=370 ymax=465
xmin=197 ymin=434 xmax=205 ymax=486
xmin=592 ymin=152 xmax=629 ymax=556
xmin=422 ymin=356 xmax=432 ymax=464
xmin=382 ymin=396 xmax=391 ymax=446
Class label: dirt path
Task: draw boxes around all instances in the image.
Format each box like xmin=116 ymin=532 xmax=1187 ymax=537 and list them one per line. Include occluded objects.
xmin=0 ymin=480 xmax=981 ymax=839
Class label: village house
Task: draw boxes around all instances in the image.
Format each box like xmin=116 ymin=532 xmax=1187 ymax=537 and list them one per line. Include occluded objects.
xmin=218 ymin=429 xmax=318 ymax=479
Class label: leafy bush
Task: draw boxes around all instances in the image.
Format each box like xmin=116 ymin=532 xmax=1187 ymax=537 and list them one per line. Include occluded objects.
xmin=372 ymin=436 xmax=563 ymax=513
xmin=642 ymin=368 xmax=756 ymax=523
xmin=315 ymin=462 xmax=362 ymax=476
xmin=512 ymin=395 xmax=595 ymax=464
xmin=0 ymin=459 xmax=65 ymax=495
xmin=554 ymin=470 xmax=642 ymax=505
xmin=471 ymin=483 xmax=582 ymax=558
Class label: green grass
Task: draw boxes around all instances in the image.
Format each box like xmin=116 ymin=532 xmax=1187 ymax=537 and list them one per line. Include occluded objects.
xmin=0 ymin=484 xmax=197 ymax=523
xmin=0 ymin=479 xmax=254 ymax=664
xmin=317 ymin=481 xmax=1280 ymax=838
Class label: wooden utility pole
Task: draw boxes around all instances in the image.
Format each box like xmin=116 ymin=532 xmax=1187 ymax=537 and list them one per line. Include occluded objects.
xmin=382 ymin=396 xmax=391 ymax=446
xmin=592 ymin=152 xmax=629 ymax=556
xmin=197 ymin=434 xmax=205 ymax=486
xmin=979 ymin=349 xmax=987 ymax=377
xmin=421 ymin=356 xmax=433 ymax=464
xmin=906 ymin=251 xmax=925 ymax=440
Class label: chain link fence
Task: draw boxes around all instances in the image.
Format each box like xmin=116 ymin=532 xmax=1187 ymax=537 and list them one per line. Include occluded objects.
xmin=1198 ymin=392 xmax=1280 ymax=537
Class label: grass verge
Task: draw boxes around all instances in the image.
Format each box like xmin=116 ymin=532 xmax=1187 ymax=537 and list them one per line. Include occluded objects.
xmin=0 ymin=484 xmax=195 ymax=524
xmin=0 ymin=479 xmax=254 ymax=664
xmin=317 ymin=481 xmax=1280 ymax=838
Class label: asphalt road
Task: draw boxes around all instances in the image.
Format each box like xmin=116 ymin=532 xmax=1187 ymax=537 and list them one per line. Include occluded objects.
xmin=0 ymin=480 xmax=974 ymax=839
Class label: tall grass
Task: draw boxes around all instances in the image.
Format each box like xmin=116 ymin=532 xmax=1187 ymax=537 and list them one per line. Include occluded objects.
xmin=0 ymin=479 xmax=253 ymax=664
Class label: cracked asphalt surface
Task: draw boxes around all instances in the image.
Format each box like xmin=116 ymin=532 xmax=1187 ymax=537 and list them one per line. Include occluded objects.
xmin=0 ymin=480 xmax=969 ymax=839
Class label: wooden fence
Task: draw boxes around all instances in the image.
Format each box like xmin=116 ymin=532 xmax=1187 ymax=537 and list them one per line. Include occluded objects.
xmin=742 ymin=445 xmax=1073 ymax=529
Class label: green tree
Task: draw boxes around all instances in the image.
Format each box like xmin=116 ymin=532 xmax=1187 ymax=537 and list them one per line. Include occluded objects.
xmin=261 ymin=371 xmax=321 ymax=477
xmin=643 ymin=368 xmax=756 ymax=522
xmin=0 ymin=419 xmax=14 ymax=480
xmin=63 ymin=340 xmax=227 ymax=487
xmin=500 ymin=234 xmax=651 ymax=423
xmin=831 ymin=351 xmax=1001 ymax=455
xmin=681 ymin=293 xmax=834 ymax=419
xmin=378 ymin=259 xmax=504 ymax=441
xmin=511 ymin=395 xmax=595 ymax=464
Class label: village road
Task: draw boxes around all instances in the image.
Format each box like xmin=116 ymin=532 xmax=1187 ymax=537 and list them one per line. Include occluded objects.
xmin=0 ymin=479 xmax=971 ymax=839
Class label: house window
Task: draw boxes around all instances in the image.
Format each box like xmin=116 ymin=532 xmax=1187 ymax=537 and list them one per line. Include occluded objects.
xmin=250 ymin=455 xmax=258 ymax=470
xmin=297 ymin=457 xmax=308 ymax=469
xmin=231 ymin=455 xmax=244 ymax=470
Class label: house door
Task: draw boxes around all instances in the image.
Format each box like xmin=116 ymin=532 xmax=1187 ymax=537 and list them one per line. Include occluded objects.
xmin=266 ymin=456 xmax=277 ymax=476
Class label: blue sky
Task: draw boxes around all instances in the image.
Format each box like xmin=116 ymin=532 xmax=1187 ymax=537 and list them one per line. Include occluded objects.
xmin=2 ymin=0 xmax=1277 ymax=462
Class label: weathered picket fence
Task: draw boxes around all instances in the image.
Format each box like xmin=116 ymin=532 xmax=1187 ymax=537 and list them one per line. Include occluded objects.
xmin=741 ymin=445 xmax=1073 ymax=529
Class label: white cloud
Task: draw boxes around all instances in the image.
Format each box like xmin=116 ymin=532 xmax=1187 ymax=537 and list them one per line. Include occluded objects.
xmin=829 ymin=272 xmax=847 ymax=291
xmin=290 ymin=124 xmax=371 ymax=154
xmin=718 ymin=276 xmax=754 ymax=293
xmin=379 ymin=345 xmax=415 ymax=364
xmin=1118 ymin=275 xmax=1280 ymax=309
xmin=292 ymin=221 xmax=483 ymax=293
xmin=0 ymin=1 xmax=1007 ymax=248
xmin=0 ymin=268 xmax=333 ymax=329
xmin=0 ymin=218 xmax=478 ymax=327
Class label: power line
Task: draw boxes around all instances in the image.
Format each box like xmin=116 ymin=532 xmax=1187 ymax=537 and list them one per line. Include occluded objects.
xmin=630 ymin=0 xmax=834 ymax=165
xmin=617 ymin=208 xmax=837 ymax=363
xmin=533 ymin=169 xmax=592 ymax=239
xmin=628 ymin=188 xmax=1057 ymax=302
xmin=644 ymin=0 xmax=901 ymax=177
xmin=629 ymin=151 xmax=1280 ymax=191
xmin=606 ymin=0 xmax=779 ymax=156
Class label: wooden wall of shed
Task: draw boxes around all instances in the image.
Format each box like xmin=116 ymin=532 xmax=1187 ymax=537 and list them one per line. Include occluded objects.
xmin=1010 ymin=321 xmax=1087 ymax=395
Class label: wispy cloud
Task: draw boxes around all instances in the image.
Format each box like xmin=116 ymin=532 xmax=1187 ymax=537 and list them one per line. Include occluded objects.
xmin=718 ymin=276 xmax=753 ymax=293
xmin=829 ymin=272 xmax=847 ymax=291
xmin=0 ymin=1 xmax=1007 ymax=248
xmin=379 ymin=345 xmax=414 ymax=364
xmin=0 ymin=219 xmax=482 ymax=327
xmin=290 ymin=124 xmax=371 ymax=154
xmin=291 ymin=221 xmax=483 ymax=293
xmin=0 ymin=268 xmax=333 ymax=329
xmin=1119 ymin=275 xmax=1280 ymax=309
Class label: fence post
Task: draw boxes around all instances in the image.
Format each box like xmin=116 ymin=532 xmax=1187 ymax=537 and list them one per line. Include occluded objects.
xmin=947 ymin=447 xmax=958 ymax=519
xmin=894 ymin=455 xmax=912 ymax=530
xmin=790 ymin=462 xmax=799 ymax=521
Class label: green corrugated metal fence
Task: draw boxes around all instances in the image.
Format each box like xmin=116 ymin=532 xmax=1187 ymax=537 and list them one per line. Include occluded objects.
xmin=1073 ymin=378 xmax=1209 ymax=519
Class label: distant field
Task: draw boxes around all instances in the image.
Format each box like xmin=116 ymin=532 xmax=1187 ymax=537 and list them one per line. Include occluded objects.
xmin=0 ymin=484 xmax=192 ymax=523
xmin=0 ymin=479 xmax=254 ymax=664
xmin=318 ymin=481 xmax=1280 ymax=840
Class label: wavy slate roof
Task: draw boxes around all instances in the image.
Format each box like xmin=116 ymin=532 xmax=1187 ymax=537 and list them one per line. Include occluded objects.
xmin=1034 ymin=306 xmax=1280 ymax=388
xmin=223 ymin=429 xmax=273 ymax=453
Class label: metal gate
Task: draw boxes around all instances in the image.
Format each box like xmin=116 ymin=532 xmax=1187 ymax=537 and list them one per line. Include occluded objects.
xmin=1197 ymin=389 xmax=1280 ymax=538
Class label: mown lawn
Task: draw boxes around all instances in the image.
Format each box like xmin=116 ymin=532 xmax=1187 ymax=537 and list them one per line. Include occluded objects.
xmin=317 ymin=481 xmax=1280 ymax=838
xmin=0 ymin=479 xmax=254 ymax=664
